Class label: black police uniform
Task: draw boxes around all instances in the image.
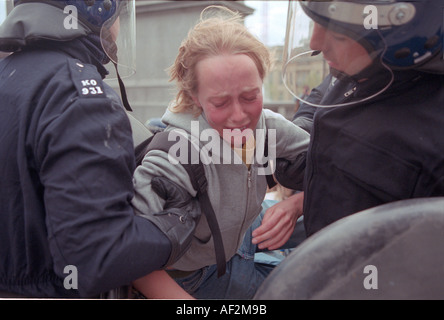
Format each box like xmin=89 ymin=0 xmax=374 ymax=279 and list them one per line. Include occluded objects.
xmin=298 ymin=68 xmax=444 ymax=236
xmin=0 ymin=37 xmax=173 ymax=297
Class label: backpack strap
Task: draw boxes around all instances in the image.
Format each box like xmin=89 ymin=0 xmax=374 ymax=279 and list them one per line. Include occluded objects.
xmin=264 ymin=131 xmax=277 ymax=189
xmin=135 ymin=134 xmax=155 ymax=167
xmin=138 ymin=131 xmax=227 ymax=277
xmin=184 ymin=160 xmax=227 ymax=278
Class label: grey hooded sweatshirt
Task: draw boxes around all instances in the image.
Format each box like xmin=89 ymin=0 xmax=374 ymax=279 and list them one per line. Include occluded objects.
xmin=132 ymin=108 xmax=309 ymax=271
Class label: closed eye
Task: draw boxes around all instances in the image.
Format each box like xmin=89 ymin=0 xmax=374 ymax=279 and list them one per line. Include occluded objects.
xmin=241 ymin=88 xmax=260 ymax=103
xmin=212 ymin=100 xmax=228 ymax=108
xmin=242 ymin=95 xmax=257 ymax=102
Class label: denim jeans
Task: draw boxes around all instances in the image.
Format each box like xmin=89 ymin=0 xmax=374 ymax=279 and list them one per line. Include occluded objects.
xmin=173 ymin=200 xmax=306 ymax=299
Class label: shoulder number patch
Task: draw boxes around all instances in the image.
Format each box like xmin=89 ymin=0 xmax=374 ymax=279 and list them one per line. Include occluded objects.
xmin=69 ymin=59 xmax=105 ymax=98
xmin=80 ymin=79 xmax=104 ymax=96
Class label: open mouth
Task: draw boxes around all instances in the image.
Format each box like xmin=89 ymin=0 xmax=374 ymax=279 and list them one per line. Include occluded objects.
xmin=227 ymin=125 xmax=249 ymax=132
xmin=232 ymin=126 xmax=247 ymax=132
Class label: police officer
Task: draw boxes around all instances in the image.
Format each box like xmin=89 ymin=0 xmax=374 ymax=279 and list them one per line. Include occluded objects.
xmin=276 ymin=0 xmax=444 ymax=236
xmin=0 ymin=0 xmax=200 ymax=298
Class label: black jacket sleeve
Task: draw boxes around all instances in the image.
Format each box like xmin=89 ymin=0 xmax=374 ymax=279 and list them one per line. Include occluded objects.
xmin=34 ymin=81 xmax=171 ymax=297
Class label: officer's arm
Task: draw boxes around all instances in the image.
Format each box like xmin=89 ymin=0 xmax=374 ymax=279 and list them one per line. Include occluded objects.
xmin=36 ymin=93 xmax=172 ymax=297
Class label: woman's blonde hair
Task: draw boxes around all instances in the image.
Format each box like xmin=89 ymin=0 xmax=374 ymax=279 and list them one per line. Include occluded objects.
xmin=168 ymin=6 xmax=272 ymax=116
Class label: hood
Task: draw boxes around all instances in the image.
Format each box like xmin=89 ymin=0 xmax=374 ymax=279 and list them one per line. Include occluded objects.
xmin=162 ymin=108 xmax=211 ymax=134
xmin=0 ymin=2 xmax=92 ymax=52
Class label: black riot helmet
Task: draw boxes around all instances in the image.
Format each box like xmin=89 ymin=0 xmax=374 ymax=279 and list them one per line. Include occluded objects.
xmin=1 ymin=0 xmax=136 ymax=78
xmin=283 ymin=0 xmax=444 ymax=108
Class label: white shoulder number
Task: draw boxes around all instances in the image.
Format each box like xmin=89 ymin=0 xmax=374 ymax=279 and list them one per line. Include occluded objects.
xmin=81 ymin=79 xmax=104 ymax=96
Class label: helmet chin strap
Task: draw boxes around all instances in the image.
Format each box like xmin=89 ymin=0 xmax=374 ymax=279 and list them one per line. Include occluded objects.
xmin=113 ymin=61 xmax=132 ymax=112
xmin=103 ymin=30 xmax=133 ymax=112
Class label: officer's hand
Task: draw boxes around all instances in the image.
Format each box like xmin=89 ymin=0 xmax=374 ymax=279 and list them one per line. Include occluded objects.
xmin=148 ymin=177 xmax=201 ymax=266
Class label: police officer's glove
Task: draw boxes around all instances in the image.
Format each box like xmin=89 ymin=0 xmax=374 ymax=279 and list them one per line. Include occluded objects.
xmin=149 ymin=176 xmax=202 ymax=267
xmin=274 ymin=153 xmax=307 ymax=191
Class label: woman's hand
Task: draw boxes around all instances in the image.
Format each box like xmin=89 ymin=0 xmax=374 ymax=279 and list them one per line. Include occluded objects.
xmin=252 ymin=192 xmax=304 ymax=250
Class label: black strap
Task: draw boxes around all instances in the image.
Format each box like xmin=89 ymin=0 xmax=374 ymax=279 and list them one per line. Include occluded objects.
xmin=186 ymin=160 xmax=226 ymax=278
xmin=135 ymin=134 xmax=155 ymax=166
xmin=113 ymin=61 xmax=133 ymax=112
xmin=264 ymin=132 xmax=277 ymax=188
xmin=140 ymin=132 xmax=227 ymax=277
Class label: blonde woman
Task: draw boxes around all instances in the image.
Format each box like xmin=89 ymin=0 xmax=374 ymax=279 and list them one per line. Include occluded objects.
xmin=131 ymin=6 xmax=309 ymax=299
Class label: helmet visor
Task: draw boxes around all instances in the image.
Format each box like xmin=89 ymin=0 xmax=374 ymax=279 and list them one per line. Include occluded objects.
xmin=283 ymin=1 xmax=394 ymax=108
xmin=100 ymin=0 xmax=136 ymax=79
